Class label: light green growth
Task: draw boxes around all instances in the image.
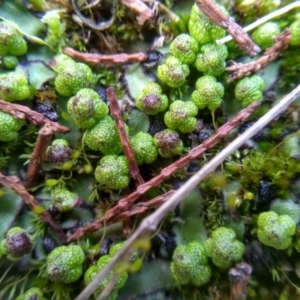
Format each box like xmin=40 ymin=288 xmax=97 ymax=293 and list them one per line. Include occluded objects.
xmin=234 ymin=75 xmax=265 ymax=106
xmin=0 ymin=72 xmax=31 ymax=101
xmin=85 ymin=116 xmax=125 ymax=155
xmin=257 ymin=211 xmax=296 ymax=250
xmin=0 ymin=22 xmax=27 ymax=56
xmin=84 ymin=254 xmax=128 ymax=300
xmin=290 ymin=20 xmax=300 ymax=46
xmin=130 ymin=132 xmax=158 ymax=165
xmin=2 ymin=55 xmax=18 ymax=69
xmin=0 ymin=227 xmax=34 ymax=261
xmin=191 ymin=75 xmax=224 ymax=111
xmin=157 ymin=56 xmax=190 ymax=88
xmin=0 ymin=110 xmax=25 ymax=142
xmin=164 ymin=100 xmax=198 ymax=133
xmin=188 ymin=4 xmax=227 ymax=45
xmin=153 ymin=129 xmax=183 ymax=158
xmin=52 ymin=187 xmax=79 ymax=212
xmin=195 ymin=43 xmax=228 ymax=76
xmin=136 ymin=82 xmax=168 ymax=115
xmin=15 ymin=287 xmax=46 ymax=300
xmin=204 ymin=227 xmax=245 ymax=268
xmin=95 ymin=155 xmax=130 ymax=190
xmin=54 ymin=56 xmax=94 ymax=97
xmin=67 ymin=88 xmax=108 ymax=128
xmin=271 ymin=199 xmax=300 ymax=223
xmin=169 ymin=34 xmax=199 ymax=64
xmin=170 ymin=241 xmax=211 ymax=287
xmin=46 ymin=245 xmax=85 ymax=283
xmin=252 ymin=22 xmax=280 ymax=50
xmin=47 ymin=139 xmax=72 ymax=165
xmin=235 ymin=0 xmax=280 ymax=18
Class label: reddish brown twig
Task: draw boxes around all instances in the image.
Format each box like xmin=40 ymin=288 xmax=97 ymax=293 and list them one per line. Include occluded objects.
xmin=226 ymin=28 xmax=291 ymax=82
xmin=195 ymin=0 xmax=261 ymax=57
xmin=0 ymin=99 xmax=69 ymax=133
xmin=229 ymin=263 xmax=252 ymax=300
xmin=107 ymin=87 xmax=144 ymax=187
xmin=120 ymin=0 xmax=155 ymax=25
xmin=63 ymin=47 xmax=148 ymax=66
xmin=69 ymin=101 xmax=260 ymax=241
xmin=24 ymin=123 xmax=53 ymax=189
xmin=0 ymin=173 xmax=67 ymax=244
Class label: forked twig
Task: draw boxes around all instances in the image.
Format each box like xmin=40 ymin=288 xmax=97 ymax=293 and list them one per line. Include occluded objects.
xmin=0 ymin=173 xmax=67 ymax=244
xmin=75 ymin=83 xmax=300 ymax=300
xmin=69 ymin=101 xmax=260 ymax=241
xmin=107 ymin=87 xmax=145 ymax=187
xmin=24 ymin=123 xmax=53 ymax=189
xmin=63 ymin=47 xmax=148 ymax=65
xmin=195 ymin=0 xmax=261 ymax=57
xmin=226 ymin=28 xmax=291 ymax=82
xmin=0 ymin=99 xmax=69 ymax=133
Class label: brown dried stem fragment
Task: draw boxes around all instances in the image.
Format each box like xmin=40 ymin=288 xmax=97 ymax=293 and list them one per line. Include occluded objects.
xmin=69 ymin=101 xmax=260 ymax=241
xmin=0 ymin=173 xmax=67 ymax=244
xmin=226 ymin=28 xmax=291 ymax=82
xmin=0 ymin=99 xmax=69 ymax=133
xmin=63 ymin=47 xmax=148 ymax=65
xmin=107 ymin=87 xmax=145 ymax=187
xmin=24 ymin=123 xmax=53 ymax=189
xmin=195 ymin=0 xmax=261 ymax=57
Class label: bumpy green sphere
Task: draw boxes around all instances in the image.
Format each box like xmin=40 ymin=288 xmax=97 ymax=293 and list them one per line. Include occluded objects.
xmin=15 ymin=288 xmax=46 ymax=300
xmin=164 ymin=100 xmax=198 ymax=133
xmin=95 ymin=155 xmax=130 ymax=190
xmin=204 ymin=227 xmax=245 ymax=268
xmin=1 ymin=227 xmax=34 ymax=261
xmin=235 ymin=75 xmax=265 ymax=106
xmin=130 ymin=132 xmax=158 ymax=165
xmin=2 ymin=55 xmax=19 ymax=69
xmin=0 ymin=110 xmax=25 ymax=142
xmin=47 ymin=139 xmax=72 ymax=165
xmin=85 ymin=116 xmax=124 ymax=155
xmin=0 ymin=72 xmax=31 ymax=101
xmin=67 ymin=88 xmax=108 ymax=128
xmin=195 ymin=43 xmax=228 ymax=76
xmin=54 ymin=58 xmax=94 ymax=97
xmin=188 ymin=4 xmax=227 ymax=45
xmin=136 ymin=83 xmax=168 ymax=115
xmin=191 ymin=75 xmax=224 ymax=111
xmin=153 ymin=129 xmax=183 ymax=158
xmin=169 ymin=34 xmax=199 ymax=64
xmin=157 ymin=56 xmax=190 ymax=88
xmin=290 ymin=20 xmax=300 ymax=46
xmin=257 ymin=211 xmax=296 ymax=250
xmin=0 ymin=22 xmax=27 ymax=56
xmin=52 ymin=187 xmax=79 ymax=212
xmin=252 ymin=22 xmax=280 ymax=50
xmin=170 ymin=241 xmax=212 ymax=287
xmin=46 ymin=245 xmax=85 ymax=283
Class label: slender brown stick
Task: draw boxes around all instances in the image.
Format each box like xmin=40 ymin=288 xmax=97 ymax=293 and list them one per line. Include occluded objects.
xmin=107 ymin=87 xmax=145 ymax=187
xmin=195 ymin=0 xmax=261 ymax=57
xmin=69 ymin=101 xmax=260 ymax=241
xmin=0 ymin=99 xmax=69 ymax=133
xmin=0 ymin=173 xmax=67 ymax=244
xmin=226 ymin=28 xmax=291 ymax=82
xmin=63 ymin=47 xmax=148 ymax=65
xmin=24 ymin=123 xmax=53 ymax=189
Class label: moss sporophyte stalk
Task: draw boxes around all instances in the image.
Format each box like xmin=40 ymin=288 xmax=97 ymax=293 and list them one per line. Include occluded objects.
xmin=1 ymin=0 xmax=300 ymax=299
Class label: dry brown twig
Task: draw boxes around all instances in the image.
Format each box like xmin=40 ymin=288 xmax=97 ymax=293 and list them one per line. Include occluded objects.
xmin=75 ymin=84 xmax=300 ymax=300
xmin=24 ymin=123 xmax=53 ymax=189
xmin=107 ymin=87 xmax=145 ymax=187
xmin=0 ymin=99 xmax=69 ymax=133
xmin=195 ymin=0 xmax=261 ymax=57
xmin=0 ymin=172 xmax=67 ymax=244
xmin=226 ymin=28 xmax=291 ymax=82
xmin=69 ymin=101 xmax=260 ymax=241
xmin=63 ymin=47 xmax=148 ymax=65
